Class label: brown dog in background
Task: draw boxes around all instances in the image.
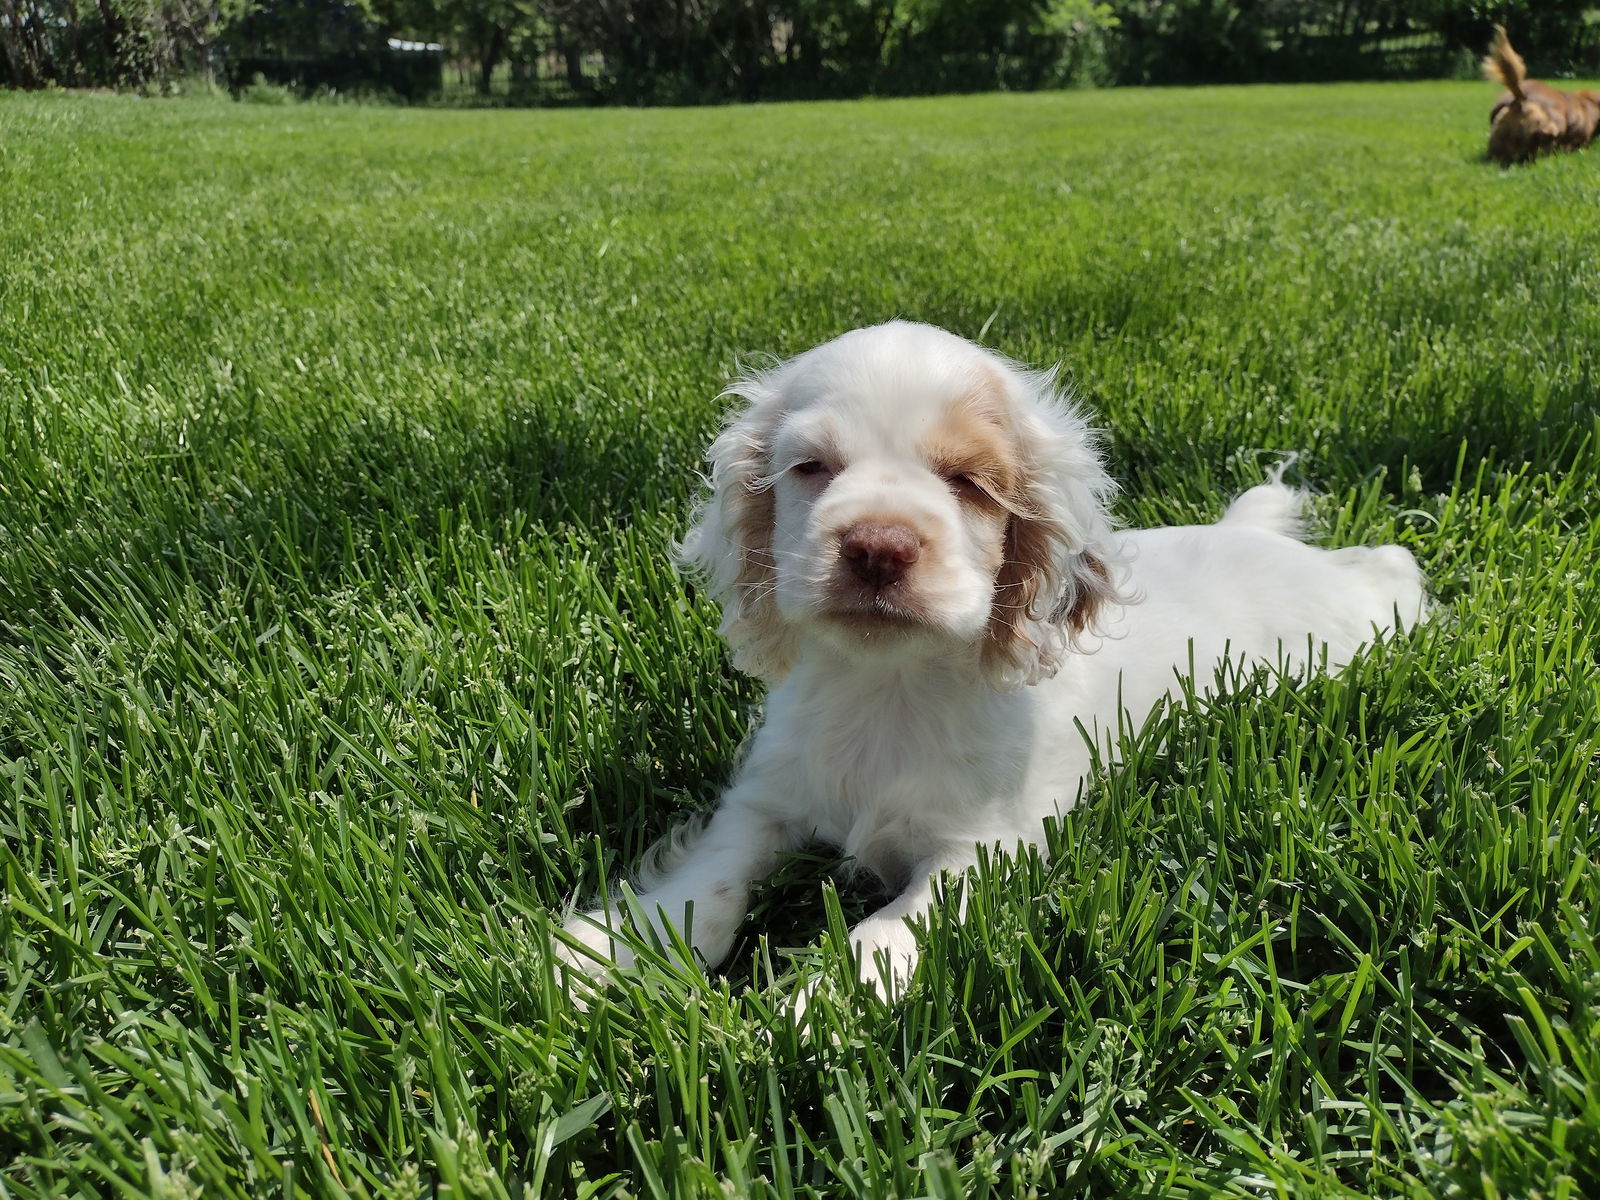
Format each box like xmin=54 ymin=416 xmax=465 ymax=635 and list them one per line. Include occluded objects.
xmin=1482 ymin=25 xmax=1600 ymax=163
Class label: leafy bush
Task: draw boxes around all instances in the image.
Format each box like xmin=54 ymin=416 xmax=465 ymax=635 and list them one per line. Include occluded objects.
xmin=237 ymin=70 xmax=299 ymax=103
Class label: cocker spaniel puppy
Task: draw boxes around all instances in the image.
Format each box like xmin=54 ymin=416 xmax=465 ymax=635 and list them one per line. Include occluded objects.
xmin=1483 ymin=25 xmax=1599 ymax=164
xmin=561 ymin=321 xmax=1425 ymax=1001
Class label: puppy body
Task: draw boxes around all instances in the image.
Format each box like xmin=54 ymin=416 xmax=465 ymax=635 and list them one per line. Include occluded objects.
xmin=1483 ymin=25 xmax=1599 ymax=163
xmin=562 ymin=323 xmax=1425 ymax=998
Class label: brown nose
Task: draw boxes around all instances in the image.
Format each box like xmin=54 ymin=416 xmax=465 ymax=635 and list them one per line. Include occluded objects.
xmin=839 ymin=523 xmax=921 ymax=588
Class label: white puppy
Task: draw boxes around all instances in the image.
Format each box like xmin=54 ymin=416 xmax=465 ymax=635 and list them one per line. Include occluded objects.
xmin=561 ymin=321 xmax=1425 ymax=999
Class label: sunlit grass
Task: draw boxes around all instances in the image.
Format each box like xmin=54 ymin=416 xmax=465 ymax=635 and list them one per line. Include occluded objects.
xmin=1 ymin=82 xmax=1597 ymax=1197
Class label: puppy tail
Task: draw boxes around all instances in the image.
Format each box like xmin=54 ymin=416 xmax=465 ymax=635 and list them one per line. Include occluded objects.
xmin=1220 ymin=467 xmax=1307 ymax=541
xmin=1482 ymin=24 xmax=1527 ymax=102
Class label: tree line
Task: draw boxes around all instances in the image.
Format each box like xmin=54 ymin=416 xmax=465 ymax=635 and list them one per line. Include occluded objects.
xmin=2 ymin=0 xmax=1593 ymax=100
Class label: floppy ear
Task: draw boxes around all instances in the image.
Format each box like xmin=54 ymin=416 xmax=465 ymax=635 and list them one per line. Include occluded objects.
xmin=677 ymin=372 xmax=798 ymax=683
xmin=982 ymin=367 xmax=1122 ymax=688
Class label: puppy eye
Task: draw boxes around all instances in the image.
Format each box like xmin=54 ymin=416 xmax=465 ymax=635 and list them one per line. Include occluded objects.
xmin=946 ymin=472 xmax=985 ymax=497
xmin=792 ymin=460 xmax=830 ymax=477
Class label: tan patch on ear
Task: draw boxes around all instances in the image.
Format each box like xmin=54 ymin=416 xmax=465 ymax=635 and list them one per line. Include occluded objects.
xmin=982 ymin=510 xmax=1063 ymax=675
xmin=1061 ymin=552 xmax=1110 ymax=633
xmin=939 ymin=369 xmax=1062 ymax=676
xmin=727 ymin=475 xmax=776 ymax=598
xmin=984 ymin=534 xmax=1112 ymax=677
xmin=723 ymin=455 xmax=782 ymax=650
xmin=703 ymin=416 xmax=795 ymax=680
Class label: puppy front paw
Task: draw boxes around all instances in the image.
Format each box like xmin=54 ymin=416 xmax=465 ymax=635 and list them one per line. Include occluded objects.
xmin=849 ymin=917 xmax=921 ymax=1003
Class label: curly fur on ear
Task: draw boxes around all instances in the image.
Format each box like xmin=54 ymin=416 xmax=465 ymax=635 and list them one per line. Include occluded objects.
xmin=677 ymin=369 xmax=799 ymax=682
xmin=981 ymin=367 xmax=1124 ymax=688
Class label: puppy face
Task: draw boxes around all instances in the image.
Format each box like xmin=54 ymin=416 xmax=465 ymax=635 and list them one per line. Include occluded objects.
xmin=766 ymin=353 xmax=1015 ymax=652
xmin=681 ymin=322 xmax=1120 ymax=686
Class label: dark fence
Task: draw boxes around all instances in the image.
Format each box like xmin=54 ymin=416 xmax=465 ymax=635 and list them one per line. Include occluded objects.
xmin=1108 ymin=27 xmax=1467 ymax=87
xmin=1256 ymin=32 xmax=1460 ymax=83
xmin=228 ymin=47 xmax=443 ymax=99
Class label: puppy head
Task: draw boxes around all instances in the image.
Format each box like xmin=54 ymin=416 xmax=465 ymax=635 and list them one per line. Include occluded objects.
xmin=679 ymin=321 xmax=1120 ymax=687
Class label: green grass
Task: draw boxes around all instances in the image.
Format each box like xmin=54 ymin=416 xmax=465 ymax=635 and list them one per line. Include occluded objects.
xmin=1 ymin=80 xmax=1598 ymax=1198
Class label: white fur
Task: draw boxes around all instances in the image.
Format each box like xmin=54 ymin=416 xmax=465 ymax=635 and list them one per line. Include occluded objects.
xmin=560 ymin=321 xmax=1426 ymax=1001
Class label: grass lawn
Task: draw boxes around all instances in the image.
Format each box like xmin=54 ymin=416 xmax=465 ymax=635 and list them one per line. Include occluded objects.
xmin=2 ymin=80 xmax=1598 ymax=1197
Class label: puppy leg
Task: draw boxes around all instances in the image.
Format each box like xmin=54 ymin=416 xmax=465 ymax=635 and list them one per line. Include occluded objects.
xmin=561 ymin=803 xmax=797 ymax=977
xmin=847 ymin=846 xmax=980 ymax=1001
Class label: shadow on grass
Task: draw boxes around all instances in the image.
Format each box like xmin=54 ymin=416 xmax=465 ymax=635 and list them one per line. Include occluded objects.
xmin=1 ymin=392 xmax=692 ymax=625
xmin=1096 ymin=372 xmax=1596 ymax=503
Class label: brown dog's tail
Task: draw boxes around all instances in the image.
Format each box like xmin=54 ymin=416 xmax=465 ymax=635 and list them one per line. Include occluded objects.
xmin=1482 ymin=25 xmax=1527 ymax=102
